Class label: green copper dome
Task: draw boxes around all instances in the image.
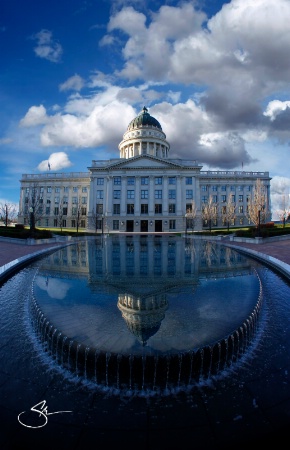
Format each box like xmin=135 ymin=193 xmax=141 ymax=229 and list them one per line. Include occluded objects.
xmin=127 ymin=106 xmax=162 ymax=131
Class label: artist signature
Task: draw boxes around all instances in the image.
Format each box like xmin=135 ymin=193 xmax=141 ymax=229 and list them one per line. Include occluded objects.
xmin=18 ymin=400 xmax=72 ymax=428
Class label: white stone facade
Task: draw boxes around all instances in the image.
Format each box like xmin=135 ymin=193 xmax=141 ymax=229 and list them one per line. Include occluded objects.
xmin=18 ymin=107 xmax=271 ymax=232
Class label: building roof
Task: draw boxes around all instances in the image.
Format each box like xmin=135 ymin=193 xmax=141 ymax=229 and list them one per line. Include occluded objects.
xmin=127 ymin=106 xmax=162 ymax=131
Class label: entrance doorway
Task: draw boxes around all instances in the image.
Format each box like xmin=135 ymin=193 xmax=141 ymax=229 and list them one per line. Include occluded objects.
xmin=155 ymin=220 xmax=162 ymax=232
xmin=141 ymin=220 xmax=148 ymax=232
xmin=126 ymin=220 xmax=134 ymax=232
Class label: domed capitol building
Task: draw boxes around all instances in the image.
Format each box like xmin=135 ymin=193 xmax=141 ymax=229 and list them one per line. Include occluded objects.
xmin=18 ymin=107 xmax=271 ymax=232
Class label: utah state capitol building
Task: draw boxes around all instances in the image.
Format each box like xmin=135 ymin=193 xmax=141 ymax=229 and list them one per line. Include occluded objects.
xmin=18 ymin=106 xmax=271 ymax=232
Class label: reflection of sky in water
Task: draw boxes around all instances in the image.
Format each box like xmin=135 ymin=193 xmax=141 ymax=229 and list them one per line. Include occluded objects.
xmin=33 ymin=236 xmax=261 ymax=356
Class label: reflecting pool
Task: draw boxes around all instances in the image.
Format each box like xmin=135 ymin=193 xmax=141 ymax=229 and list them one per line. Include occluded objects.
xmin=30 ymin=235 xmax=263 ymax=393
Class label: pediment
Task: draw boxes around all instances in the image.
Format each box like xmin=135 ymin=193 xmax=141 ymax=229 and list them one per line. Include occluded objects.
xmin=106 ymin=155 xmax=185 ymax=170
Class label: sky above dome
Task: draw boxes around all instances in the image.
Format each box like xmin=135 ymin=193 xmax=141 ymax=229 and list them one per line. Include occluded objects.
xmin=1 ymin=0 xmax=290 ymax=219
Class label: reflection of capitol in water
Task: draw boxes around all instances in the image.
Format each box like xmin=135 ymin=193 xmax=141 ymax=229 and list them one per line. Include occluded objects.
xmin=30 ymin=235 xmax=263 ymax=394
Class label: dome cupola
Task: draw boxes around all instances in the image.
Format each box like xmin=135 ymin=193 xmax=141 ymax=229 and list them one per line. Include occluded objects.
xmin=118 ymin=106 xmax=170 ymax=160
xmin=127 ymin=106 xmax=162 ymax=131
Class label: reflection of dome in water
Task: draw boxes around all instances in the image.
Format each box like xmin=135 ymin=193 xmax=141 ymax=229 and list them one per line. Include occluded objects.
xmin=117 ymin=293 xmax=168 ymax=346
xmin=30 ymin=235 xmax=264 ymax=394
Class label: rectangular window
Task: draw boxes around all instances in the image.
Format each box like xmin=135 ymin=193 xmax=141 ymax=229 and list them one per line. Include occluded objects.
xmin=155 ymin=177 xmax=162 ymax=185
xmin=168 ymin=190 xmax=176 ymax=199
xmin=155 ymin=190 xmax=162 ymax=199
xmin=201 ymin=196 xmax=208 ymax=203
xmin=141 ymin=177 xmax=149 ymax=185
xmin=73 ymin=187 xmax=78 ymax=192
xmin=113 ymin=190 xmax=121 ymax=199
xmin=221 ymin=195 xmax=227 ymax=202
xmin=212 ymin=185 xmax=217 ymax=191
xmin=81 ymin=197 xmax=87 ymax=204
xmin=55 ymin=187 xmax=60 ymax=193
xmin=114 ymin=176 xmax=121 ymax=185
xmin=141 ymin=204 xmax=148 ymax=214
xmin=239 ymin=205 xmax=243 ymax=213
xmin=212 ymin=195 xmax=217 ymax=203
xmin=238 ymin=185 xmax=243 ymax=191
xmin=72 ymin=197 xmax=78 ymax=204
xmin=113 ymin=220 xmax=119 ymax=230
xmin=239 ymin=195 xmax=243 ymax=202
xmin=82 ymin=187 xmax=87 ymax=192
xmin=231 ymin=195 xmax=235 ymax=203
xmin=127 ymin=204 xmax=134 ymax=214
xmin=72 ymin=207 xmax=77 ymax=215
xmin=230 ymin=186 xmax=235 ymax=191
xmin=113 ymin=204 xmax=120 ymax=214
xmin=186 ymin=177 xmax=192 ymax=185
xmin=169 ymin=220 xmax=176 ymax=230
xmin=127 ymin=177 xmax=135 ymax=185
xmin=55 ymin=197 xmax=59 ymax=204
xmin=186 ymin=190 xmax=193 ymax=199
xmin=97 ymin=178 xmax=104 ymax=185
xmin=221 ymin=185 xmax=227 ymax=191
xmin=168 ymin=177 xmax=176 ymax=185
xmin=54 ymin=207 xmax=59 ymax=215
xmin=81 ymin=207 xmax=87 ymax=215
xmin=64 ymin=186 xmax=69 ymax=192
xmin=71 ymin=220 xmax=76 ymax=228
xmin=40 ymin=187 xmax=44 ymax=193
xmin=80 ymin=219 xmax=86 ymax=228
xmin=169 ymin=204 xmax=176 ymax=213
xmin=47 ymin=199 xmax=51 ymax=204
xmin=47 ymin=187 xmax=52 ymax=193
xmin=127 ymin=190 xmax=135 ymax=199
xmin=63 ymin=207 xmax=67 ymax=215
xmin=46 ymin=207 xmax=50 ymax=214
xmin=246 ymin=186 xmax=251 ymax=191
xmin=201 ymin=185 xmax=207 ymax=191
xmin=96 ymin=204 xmax=103 ymax=214
xmin=155 ymin=204 xmax=162 ymax=214
xmin=239 ymin=217 xmax=244 ymax=225
xmin=141 ymin=190 xmax=148 ymax=199
xmin=63 ymin=196 xmax=68 ymax=204
xmin=97 ymin=190 xmax=103 ymax=199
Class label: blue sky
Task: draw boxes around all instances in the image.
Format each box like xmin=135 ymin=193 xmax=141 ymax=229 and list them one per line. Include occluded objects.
xmin=1 ymin=0 xmax=290 ymax=220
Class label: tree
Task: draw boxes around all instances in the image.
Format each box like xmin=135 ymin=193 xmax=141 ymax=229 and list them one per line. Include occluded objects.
xmin=22 ymin=183 xmax=44 ymax=229
xmin=88 ymin=206 xmax=99 ymax=232
xmin=0 ymin=202 xmax=17 ymax=226
xmin=222 ymin=197 xmax=237 ymax=231
xmin=275 ymin=192 xmax=290 ymax=227
xmin=54 ymin=199 xmax=65 ymax=231
xmin=246 ymin=179 xmax=268 ymax=235
xmin=202 ymin=195 xmax=218 ymax=231
xmin=185 ymin=200 xmax=197 ymax=233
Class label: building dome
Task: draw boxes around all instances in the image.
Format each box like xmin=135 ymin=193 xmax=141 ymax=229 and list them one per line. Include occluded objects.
xmin=127 ymin=106 xmax=162 ymax=131
xmin=119 ymin=106 xmax=170 ymax=160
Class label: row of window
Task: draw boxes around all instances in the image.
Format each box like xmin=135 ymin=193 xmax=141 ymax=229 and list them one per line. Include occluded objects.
xmin=25 ymin=186 xmax=88 ymax=193
xmin=107 ymin=189 xmax=194 ymax=200
xmin=201 ymin=194 xmax=250 ymax=203
xmin=25 ymin=196 xmax=88 ymax=204
xmin=24 ymin=206 xmax=87 ymax=216
xmin=201 ymin=185 xmax=252 ymax=192
xmin=97 ymin=176 xmax=193 ymax=186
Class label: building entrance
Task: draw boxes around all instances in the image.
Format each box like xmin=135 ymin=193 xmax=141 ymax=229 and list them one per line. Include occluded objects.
xmin=141 ymin=220 xmax=148 ymax=232
xmin=126 ymin=220 xmax=134 ymax=232
xmin=155 ymin=220 xmax=162 ymax=232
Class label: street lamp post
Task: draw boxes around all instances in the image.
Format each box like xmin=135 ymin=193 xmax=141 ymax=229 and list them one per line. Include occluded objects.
xmin=4 ymin=204 xmax=8 ymax=227
xmin=29 ymin=207 xmax=35 ymax=234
